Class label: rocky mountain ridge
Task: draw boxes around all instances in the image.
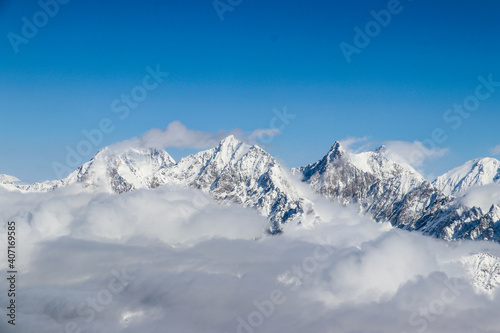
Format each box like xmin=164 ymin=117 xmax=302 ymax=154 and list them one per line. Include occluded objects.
xmin=2 ymin=136 xmax=500 ymax=239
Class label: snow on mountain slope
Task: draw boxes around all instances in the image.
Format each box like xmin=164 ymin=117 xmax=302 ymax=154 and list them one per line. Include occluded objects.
xmin=0 ymin=174 xmax=21 ymax=191
xmin=156 ymin=135 xmax=320 ymax=231
xmin=0 ymin=174 xmax=20 ymax=184
xmin=64 ymin=146 xmax=176 ymax=193
xmin=2 ymin=136 xmax=500 ymax=241
xmin=0 ymin=174 xmax=58 ymax=192
xmin=1 ymin=136 xmax=319 ymax=231
xmin=3 ymin=147 xmax=176 ymax=194
xmin=434 ymin=158 xmax=500 ymax=196
xmin=459 ymin=253 xmax=500 ymax=294
xmin=294 ymin=141 xmax=428 ymax=222
xmin=294 ymin=141 xmax=500 ymax=242
xmin=296 ymin=142 xmax=425 ymax=199
xmin=417 ymin=203 xmax=498 ymax=241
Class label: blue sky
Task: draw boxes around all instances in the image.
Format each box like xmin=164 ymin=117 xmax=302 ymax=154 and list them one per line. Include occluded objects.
xmin=1 ymin=0 xmax=499 ymax=181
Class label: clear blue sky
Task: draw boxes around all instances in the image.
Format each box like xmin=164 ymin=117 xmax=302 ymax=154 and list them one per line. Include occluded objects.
xmin=1 ymin=0 xmax=499 ymax=181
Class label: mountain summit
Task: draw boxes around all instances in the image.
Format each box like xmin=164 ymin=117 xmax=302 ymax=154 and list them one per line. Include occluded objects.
xmin=433 ymin=157 xmax=500 ymax=196
xmin=295 ymin=143 xmax=500 ymax=241
xmin=1 ymin=136 xmax=500 ymax=241
xmin=155 ymin=136 xmax=320 ymax=231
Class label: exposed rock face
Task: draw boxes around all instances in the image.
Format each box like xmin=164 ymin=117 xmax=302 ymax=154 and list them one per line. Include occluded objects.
xmin=2 ymin=137 xmax=500 ymax=241
xmin=295 ymin=142 xmax=500 ymax=242
xmin=459 ymin=253 xmax=500 ymax=294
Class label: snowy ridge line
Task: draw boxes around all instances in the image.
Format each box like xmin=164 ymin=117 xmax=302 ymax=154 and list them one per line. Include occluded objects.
xmin=1 ymin=136 xmax=500 ymax=240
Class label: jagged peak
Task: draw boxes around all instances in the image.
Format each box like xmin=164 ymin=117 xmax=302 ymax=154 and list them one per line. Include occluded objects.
xmin=329 ymin=141 xmax=343 ymax=151
xmin=215 ymin=135 xmax=247 ymax=153
xmin=218 ymin=134 xmax=242 ymax=147
xmin=374 ymin=145 xmax=386 ymax=153
xmin=299 ymin=141 xmax=346 ymax=178
xmin=326 ymin=141 xmax=346 ymax=160
xmin=210 ymin=135 xmax=260 ymax=165
xmin=489 ymin=204 xmax=500 ymax=213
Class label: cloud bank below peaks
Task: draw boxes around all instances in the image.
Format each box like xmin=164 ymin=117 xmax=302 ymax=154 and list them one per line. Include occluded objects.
xmin=0 ymin=185 xmax=500 ymax=332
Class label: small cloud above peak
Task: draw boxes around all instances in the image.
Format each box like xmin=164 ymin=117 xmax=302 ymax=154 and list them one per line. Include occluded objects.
xmin=339 ymin=136 xmax=369 ymax=152
xmin=490 ymin=144 xmax=500 ymax=156
xmin=333 ymin=137 xmax=448 ymax=178
xmin=248 ymin=128 xmax=281 ymax=141
xmin=139 ymin=120 xmax=233 ymax=149
xmin=109 ymin=121 xmax=282 ymax=152
xmin=381 ymin=140 xmax=449 ymax=172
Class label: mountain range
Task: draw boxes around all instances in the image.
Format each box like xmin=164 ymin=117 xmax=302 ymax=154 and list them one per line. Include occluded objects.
xmin=1 ymin=136 xmax=500 ymax=240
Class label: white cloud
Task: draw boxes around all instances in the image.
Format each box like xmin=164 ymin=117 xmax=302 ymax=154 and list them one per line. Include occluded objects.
xmin=248 ymin=128 xmax=281 ymax=140
xmin=0 ymin=185 xmax=499 ymax=333
xmin=382 ymin=140 xmax=449 ymax=169
xmin=458 ymin=183 xmax=500 ymax=211
xmin=338 ymin=138 xmax=448 ymax=173
xmin=110 ymin=121 xmax=281 ymax=151
xmin=139 ymin=121 xmax=243 ymax=149
xmin=490 ymin=144 xmax=500 ymax=156
xmin=339 ymin=136 xmax=370 ymax=151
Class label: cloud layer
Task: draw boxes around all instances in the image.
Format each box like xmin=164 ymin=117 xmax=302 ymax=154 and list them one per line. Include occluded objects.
xmin=0 ymin=186 xmax=499 ymax=333
xmin=458 ymin=183 xmax=500 ymax=211
xmin=382 ymin=140 xmax=449 ymax=170
xmin=490 ymin=144 xmax=500 ymax=156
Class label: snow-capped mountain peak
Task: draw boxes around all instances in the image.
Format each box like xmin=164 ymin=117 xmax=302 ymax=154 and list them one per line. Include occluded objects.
xmin=434 ymin=157 xmax=500 ymax=196
xmin=212 ymin=135 xmax=252 ymax=165
xmin=0 ymin=174 xmax=20 ymax=184
xmin=374 ymin=145 xmax=386 ymax=153
xmin=60 ymin=146 xmax=175 ymax=193
xmin=2 ymin=135 xmax=500 ymax=241
xmin=488 ymin=204 xmax=500 ymax=222
xmin=298 ymin=141 xmax=346 ymax=181
xmin=217 ymin=134 xmax=240 ymax=147
xmin=298 ymin=141 xmax=424 ymax=190
xmin=0 ymin=174 xmax=22 ymax=192
xmin=155 ymin=136 xmax=320 ymax=231
xmin=327 ymin=141 xmax=346 ymax=159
